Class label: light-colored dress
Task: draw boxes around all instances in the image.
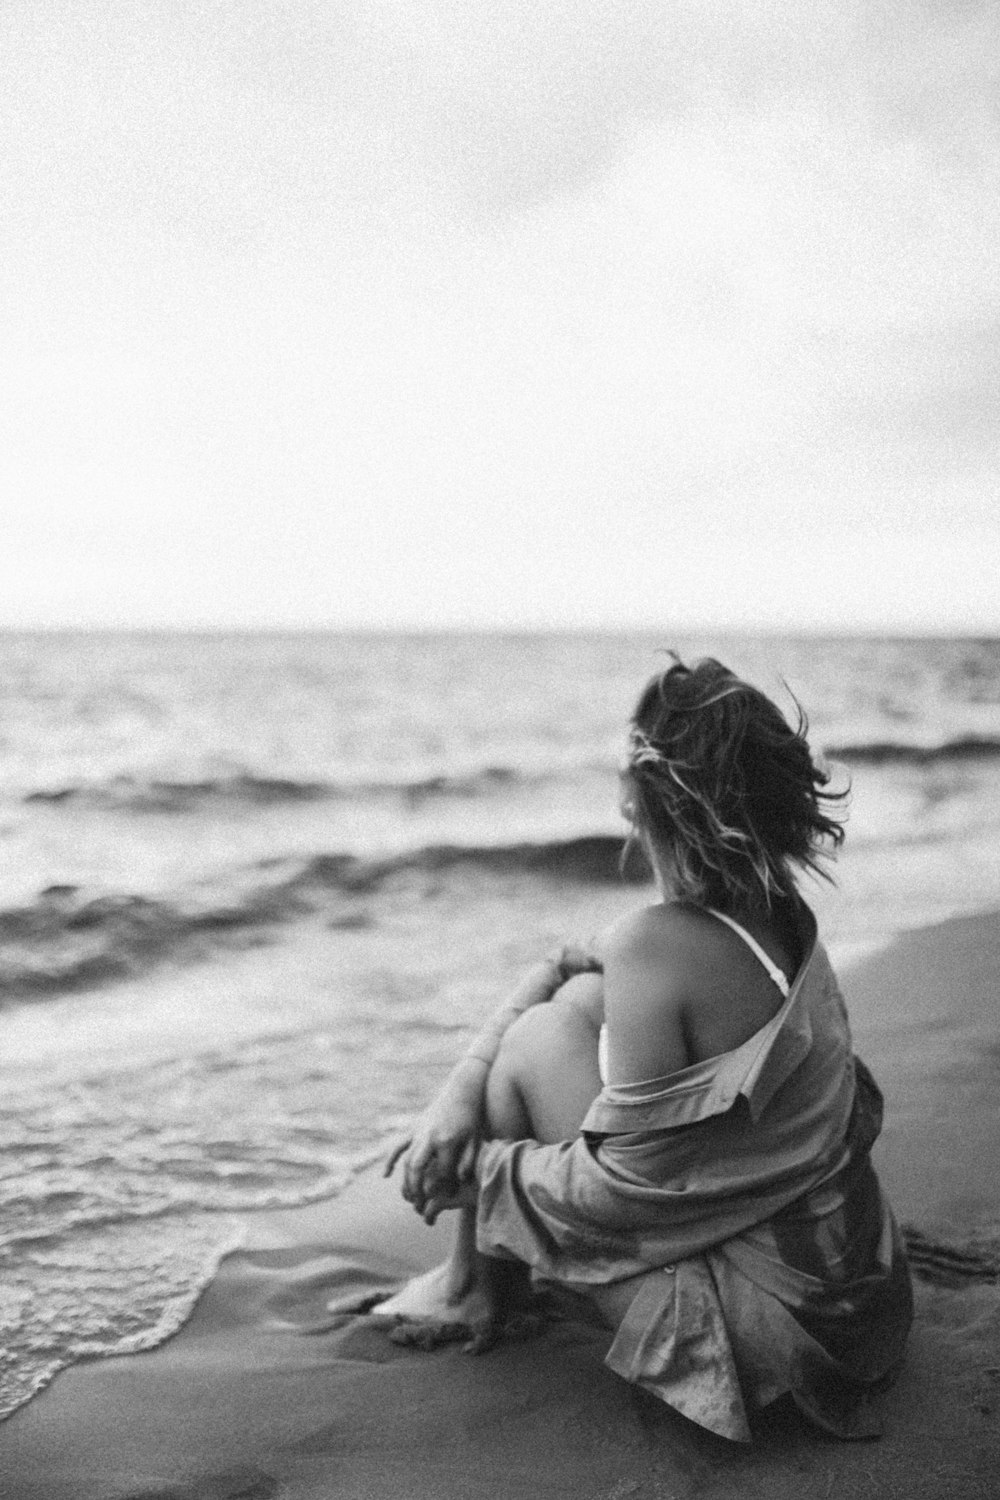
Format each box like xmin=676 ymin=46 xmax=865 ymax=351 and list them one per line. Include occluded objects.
xmin=475 ymin=904 xmax=913 ymax=1442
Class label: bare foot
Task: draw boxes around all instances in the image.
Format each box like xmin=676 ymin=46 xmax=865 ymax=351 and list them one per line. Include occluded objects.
xmin=362 ymin=1207 xmax=531 ymax=1353
xmin=371 ymin=1259 xmax=492 ymax=1328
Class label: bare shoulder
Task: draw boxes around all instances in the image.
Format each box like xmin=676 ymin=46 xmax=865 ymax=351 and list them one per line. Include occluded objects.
xmin=601 ymin=902 xmax=715 ymax=979
xmin=598 ymin=904 xmax=706 ymax=1081
xmin=600 ymin=903 xmax=788 ymax=1079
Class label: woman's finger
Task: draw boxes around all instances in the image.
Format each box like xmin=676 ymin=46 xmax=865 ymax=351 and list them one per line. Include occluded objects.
xmin=556 ymin=940 xmax=602 ymax=976
xmin=406 ymin=1157 xmax=447 ymax=1212
xmin=422 ymin=1193 xmax=453 ymax=1226
xmin=402 ymin=1156 xmax=423 ymax=1206
xmin=406 ymin=1136 xmax=435 ymax=1173
xmin=403 ymin=1139 xmax=440 ymax=1193
xmin=383 ymin=1136 xmax=413 ymax=1177
xmin=457 ymin=1136 xmax=478 ymax=1182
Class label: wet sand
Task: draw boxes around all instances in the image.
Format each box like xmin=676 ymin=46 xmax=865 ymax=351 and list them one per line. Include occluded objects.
xmin=2 ymin=910 xmax=1000 ymax=1500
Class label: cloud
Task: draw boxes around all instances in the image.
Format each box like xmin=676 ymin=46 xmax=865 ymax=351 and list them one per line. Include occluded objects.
xmin=7 ymin=0 xmax=994 ymax=241
xmin=1 ymin=1 xmax=998 ymax=628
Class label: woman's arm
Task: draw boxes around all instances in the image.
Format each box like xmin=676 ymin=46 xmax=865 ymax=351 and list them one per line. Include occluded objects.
xmin=388 ymin=943 xmax=601 ymax=1216
xmin=599 ymin=909 xmax=690 ymax=1085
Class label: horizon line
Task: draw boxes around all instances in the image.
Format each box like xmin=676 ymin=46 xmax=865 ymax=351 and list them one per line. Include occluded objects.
xmin=1 ymin=622 xmax=997 ymax=641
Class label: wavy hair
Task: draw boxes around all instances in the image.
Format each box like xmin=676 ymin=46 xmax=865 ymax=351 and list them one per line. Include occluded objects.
xmin=622 ymin=655 xmax=847 ymax=911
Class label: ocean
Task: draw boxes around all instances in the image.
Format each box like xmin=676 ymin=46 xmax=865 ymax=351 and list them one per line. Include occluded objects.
xmin=2 ymin=630 xmax=999 ymax=1419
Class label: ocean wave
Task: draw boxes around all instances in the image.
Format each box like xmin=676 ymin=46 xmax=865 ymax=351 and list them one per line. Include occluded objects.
xmin=0 ymin=836 xmax=641 ymax=1000
xmin=21 ymin=764 xmax=534 ymax=812
xmin=22 ymin=736 xmax=1000 ymax=813
xmin=825 ymin=735 xmax=1000 ymax=767
xmin=289 ymin=833 xmax=640 ymax=892
xmin=0 ymin=1215 xmax=247 ymax=1423
xmin=0 ymin=884 xmax=321 ymax=998
xmin=25 ymin=773 xmax=335 ymax=811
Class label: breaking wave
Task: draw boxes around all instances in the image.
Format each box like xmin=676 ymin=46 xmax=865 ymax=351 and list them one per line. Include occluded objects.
xmin=22 ymin=764 xmax=534 ymax=813
xmin=22 ymin=740 xmax=1000 ymax=814
xmin=825 ymin=735 xmax=1000 ymax=767
xmin=291 ymin=833 xmax=638 ymax=890
xmin=0 ymin=836 xmax=641 ymax=1000
xmin=0 ymin=885 xmax=313 ymax=998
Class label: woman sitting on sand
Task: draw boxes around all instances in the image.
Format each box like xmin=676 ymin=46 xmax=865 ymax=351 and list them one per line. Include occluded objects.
xmin=382 ymin=657 xmax=913 ymax=1443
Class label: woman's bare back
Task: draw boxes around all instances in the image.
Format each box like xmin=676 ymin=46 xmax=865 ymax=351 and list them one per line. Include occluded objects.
xmin=599 ymin=900 xmax=801 ymax=1087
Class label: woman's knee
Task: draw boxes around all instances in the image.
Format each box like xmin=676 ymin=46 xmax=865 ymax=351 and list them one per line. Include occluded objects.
xmin=499 ymin=993 xmax=595 ymax=1073
xmin=491 ymin=994 xmax=602 ymax=1142
xmin=555 ymin=971 xmax=605 ymax=1028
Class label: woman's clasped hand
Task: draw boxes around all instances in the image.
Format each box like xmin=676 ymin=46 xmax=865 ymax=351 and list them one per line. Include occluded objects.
xmin=385 ymin=1061 xmax=485 ymax=1223
xmin=385 ymin=940 xmax=602 ymax=1224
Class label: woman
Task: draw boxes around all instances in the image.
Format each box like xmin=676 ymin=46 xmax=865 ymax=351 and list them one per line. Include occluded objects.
xmin=380 ymin=657 xmax=913 ymax=1443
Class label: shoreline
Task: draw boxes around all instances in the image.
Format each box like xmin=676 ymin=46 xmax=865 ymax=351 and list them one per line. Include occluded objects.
xmin=2 ymin=907 xmax=1000 ymax=1498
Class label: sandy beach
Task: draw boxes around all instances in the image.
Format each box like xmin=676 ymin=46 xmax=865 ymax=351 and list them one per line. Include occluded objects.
xmin=2 ymin=908 xmax=999 ymax=1500
xmin=4 ymin=0 xmax=1000 ymax=1473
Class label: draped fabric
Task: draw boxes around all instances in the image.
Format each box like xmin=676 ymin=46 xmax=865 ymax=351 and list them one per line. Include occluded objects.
xmin=475 ymin=910 xmax=913 ymax=1442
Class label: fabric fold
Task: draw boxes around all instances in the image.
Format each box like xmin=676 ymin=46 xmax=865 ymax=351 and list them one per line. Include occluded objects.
xmin=475 ymin=907 xmax=913 ymax=1442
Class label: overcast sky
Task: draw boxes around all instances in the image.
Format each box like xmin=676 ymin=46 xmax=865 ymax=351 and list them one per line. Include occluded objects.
xmin=2 ymin=1 xmax=998 ymax=631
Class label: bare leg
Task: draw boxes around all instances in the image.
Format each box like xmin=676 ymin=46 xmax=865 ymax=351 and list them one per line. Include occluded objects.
xmin=373 ymin=974 xmax=604 ymax=1348
xmin=369 ymin=1203 xmax=497 ymax=1343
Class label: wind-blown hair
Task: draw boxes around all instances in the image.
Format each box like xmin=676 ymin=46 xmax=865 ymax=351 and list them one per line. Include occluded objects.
xmin=623 ymin=656 xmax=846 ymax=911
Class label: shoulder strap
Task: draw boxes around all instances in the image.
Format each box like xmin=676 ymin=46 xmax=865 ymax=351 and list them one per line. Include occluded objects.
xmin=705 ymin=908 xmax=791 ymax=998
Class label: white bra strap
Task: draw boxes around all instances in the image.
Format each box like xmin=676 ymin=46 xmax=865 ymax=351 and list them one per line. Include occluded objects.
xmin=706 ymin=908 xmax=791 ymax=998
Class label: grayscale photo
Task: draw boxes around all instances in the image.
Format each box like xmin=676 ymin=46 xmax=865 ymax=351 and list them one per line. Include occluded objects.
xmin=1 ymin=4 xmax=998 ymax=1497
